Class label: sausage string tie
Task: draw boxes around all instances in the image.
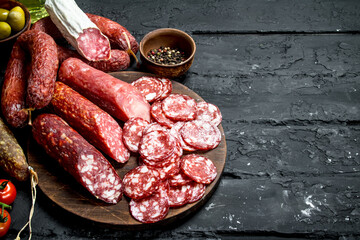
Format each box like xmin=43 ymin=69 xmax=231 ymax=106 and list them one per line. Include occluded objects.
xmin=15 ymin=166 xmax=38 ymax=240
xmin=123 ymin=32 xmax=139 ymax=66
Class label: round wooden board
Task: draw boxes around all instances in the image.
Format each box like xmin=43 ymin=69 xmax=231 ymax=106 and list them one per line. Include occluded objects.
xmin=27 ymin=71 xmax=227 ymax=229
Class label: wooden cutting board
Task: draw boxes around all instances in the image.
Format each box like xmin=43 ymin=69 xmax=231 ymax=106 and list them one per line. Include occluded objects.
xmin=27 ymin=71 xmax=227 ymax=229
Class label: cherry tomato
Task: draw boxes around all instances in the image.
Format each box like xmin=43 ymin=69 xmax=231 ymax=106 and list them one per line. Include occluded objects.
xmin=0 ymin=180 xmax=16 ymax=205
xmin=0 ymin=208 xmax=11 ymax=238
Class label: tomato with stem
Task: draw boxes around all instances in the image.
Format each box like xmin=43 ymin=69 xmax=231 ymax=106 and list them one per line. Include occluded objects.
xmin=0 ymin=203 xmax=11 ymax=238
xmin=0 ymin=180 xmax=17 ymax=205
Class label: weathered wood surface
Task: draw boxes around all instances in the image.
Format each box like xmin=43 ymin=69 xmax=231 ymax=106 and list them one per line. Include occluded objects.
xmin=0 ymin=0 xmax=359 ymax=239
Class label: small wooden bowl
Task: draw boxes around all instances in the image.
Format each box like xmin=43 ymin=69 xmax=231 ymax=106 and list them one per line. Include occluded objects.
xmin=140 ymin=28 xmax=196 ymax=79
xmin=0 ymin=0 xmax=31 ymax=45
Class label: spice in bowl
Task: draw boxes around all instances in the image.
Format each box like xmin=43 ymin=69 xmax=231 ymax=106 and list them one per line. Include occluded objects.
xmin=147 ymin=46 xmax=186 ymax=65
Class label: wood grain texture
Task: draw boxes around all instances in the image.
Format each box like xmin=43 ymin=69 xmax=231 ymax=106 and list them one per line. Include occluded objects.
xmin=27 ymin=72 xmax=226 ymax=229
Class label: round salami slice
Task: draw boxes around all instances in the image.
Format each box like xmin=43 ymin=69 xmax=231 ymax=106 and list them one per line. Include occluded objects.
xmin=195 ymin=101 xmax=222 ymax=126
xmin=168 ymin=184 xmax=191 ymax=207
xmin=142 ymin=139 xmax=182 ymax=168
xmin=158 ymin=78 xmax=172 ymax=100
xmin=161 ymin=94 xmax=197 ymax=121
xmin=187 ymin=182 xmax=206 ymax=203
xmin=168 ymin=172 xmax=193 ymax=187
xmin=139 ymin=129 xmax=176 ymax=162
xmin=129 ymin=185 xmax=169 ymax=223
xmin=170 ymin=121 xmax=197 ymax=152
xmin=123 ymin=165 xmax=160 ymax=200
xmin=151 ymin=101 xmax=176 ymax=128
xmin=131 ymin=76 xmax=164 ymax=103
xmin=181 ymin=154 xmax=217 ymax=184
xmin=122 ymin=118 xmax=149 ymax=152
xmin=180 ymin=120 xmax=221 ymax=150
xmin=143 ymin=122 xmax=168 ymax=135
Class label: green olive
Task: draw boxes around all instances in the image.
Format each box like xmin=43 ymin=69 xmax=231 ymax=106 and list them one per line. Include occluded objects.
xmin=7 ymin=6 xmax=25 ymax=32
xmin=0 ymin=8 xmax=9 ymax=22
xmin=0 ymin=21 xmax=11 ymax=40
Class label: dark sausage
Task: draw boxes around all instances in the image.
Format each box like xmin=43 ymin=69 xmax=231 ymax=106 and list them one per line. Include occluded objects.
xmin=32 ymin=113 xmax=123 ymax=204
xmin=51 ymin=82 xmax=130 ymax=163
xmin=0 ymin=117 xmax=29 ymax=181
xmin=1 ymin=42 xmax=28 ymax=128
xmin=58 ymin=58 xmax=150 ymax=122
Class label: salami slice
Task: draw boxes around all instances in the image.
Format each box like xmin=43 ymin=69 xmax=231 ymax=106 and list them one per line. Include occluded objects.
xmin=170 ymin=122 xmax=197 ymax=152
xmin=151 ymin=101 xmax=176 ymax=128
xmin=122 ymin=118 xmax=149 ymax=152
xmin=123 ymin=165 xmax=160 ymax=200
xmin=180 ymin=154 xmax=217 ymax=184
xmin=195 ymin=102 xmax=222 ymax=126
xmin=180 ymin=120 xmax=221 ymax=150
xmin=131 ymin=76 xmax=164 ymax=103
xmin=129 ymin=181 xmax=169 ymax=223
xmin=158 ymin=78 xmax=172 ymax=100
xmin=168 ymin=172 xmax=193 ymax=187
xmin=161 ymin=94 xmax=197 ymax=121
xmin=143 ymin=122 xmax=167 ymax=135
xmin=168 ymin=184 xmax=191 ymax=207
xmin=187 ymin=182 xmax=206 ymax=203
xmin=139 ymin=130 xmax=176 ymax=162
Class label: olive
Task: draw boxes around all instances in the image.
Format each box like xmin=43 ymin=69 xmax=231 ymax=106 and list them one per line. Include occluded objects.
xmin=0 ymin=8 xmax=9 ymax=21
xmin=7 ymin=6 xmax=25 ymax=32
xmin=0 ymin=21 xmax=11 ymax=40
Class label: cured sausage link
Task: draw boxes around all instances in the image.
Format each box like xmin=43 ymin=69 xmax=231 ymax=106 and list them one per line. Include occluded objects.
xmin=51 ymin=82 xmax=130 ymax=163
xmin=58 ymin=58 xmax=150 ymax=122
xmin=57 ymin=45 xmax=130 ymax=72
xmin=32 ymin=114 xmax=123 ymax=204
xmin=17 ymin=29 xmax=59 ymax=109
xmin=1 ymin=42 xmax=28 ymax=128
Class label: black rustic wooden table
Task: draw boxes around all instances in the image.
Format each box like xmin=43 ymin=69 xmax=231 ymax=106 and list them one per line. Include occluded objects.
xmin=1 ymin=0 xmax=360 ymax=239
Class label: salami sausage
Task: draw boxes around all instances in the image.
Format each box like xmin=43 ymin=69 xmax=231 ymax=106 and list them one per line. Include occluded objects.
xmin=1 ymin=42 xmax=28 ymax=128
xmin=17 ymin=29 xmax=58 ymax=109
xmin=51 ymin=82 xmax=130 ymax=163
xmin=86 ymin=13 xmax=139 ymax=55
xmin=32 ymin=114 xmax=123 ymax=204
xmin=45 ymin=0 xmax=111 ymax=61
xmin=0 ymin=117 xmax=29 ymax=181
xmin=31 ymin=15 xmax=63 ymax=39
xmin=131 ymin=76 xmax=164 ymax=103
xmin=180 ymin=154 xmax=217 ymax=184
xmin=58 ymin=58 xmax=150 ymax=122
xmin=57 ymin=45 xmax=130 ymax=72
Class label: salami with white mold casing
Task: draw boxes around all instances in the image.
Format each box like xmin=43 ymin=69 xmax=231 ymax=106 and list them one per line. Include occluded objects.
xmin=51 ymin=82 xmax=130 ymax=163
xmin=45 ymin=0 xmax=111 ymax=61
xmin=32 ymin=114 xmax=123 ymax=204
xmin=58 ymin=58 xmax=151 ymax=122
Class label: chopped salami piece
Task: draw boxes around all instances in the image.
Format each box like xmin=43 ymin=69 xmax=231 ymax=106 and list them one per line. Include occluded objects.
xmin=168 ymin=172 xmax=193 ymax=187
xmin=181 ymin=154 xmax=217 ymax=184
xmin=188 ymin=182 xmax=206 ymax=203
xmin=151 ymin=101 xmax=176 ymax=128
xmin=170 ymin=122 xmax=197 ymax=152
xmin=131 ymin=76 xmax=164 ymax=103
xmin=123 ymin=165 xmax=160 ymax=200
xmin=161 ymin=94 xmax=197 ymax=121
xmin=158 ymin=78 xmax=172 ymax=100
xmin=122 ymin=118 xmax=149 ymax=152
xmin=139 ymin=130 xmax=176 ymax=162
xmin=143 ymin=122 xmax=167 ymax=135
xmin=129 ymin=182 xmax=169 ymax=223
xmin=180 ymin=120 xmax=221 ymax=150
xmin=168 ymin=184 xmax=191 ymax=207
xmin=195 ymin=102 xmax=222 ymax=126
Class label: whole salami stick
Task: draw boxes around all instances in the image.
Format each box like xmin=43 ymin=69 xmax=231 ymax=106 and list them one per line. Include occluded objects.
xmin=51 ymin=82 xmax=130 ymax=163
xmin=58 ymin=58 xmax=151 ymax=122
xmin=32 ymin=113 xmax=123 ymax=204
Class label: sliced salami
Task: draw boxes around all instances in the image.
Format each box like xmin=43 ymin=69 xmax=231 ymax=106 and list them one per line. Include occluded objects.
xmin=188 ymin=182 xmax=206 ymax=203
xmin=129 ymin=181 xmax=169 ymax=223
xmin=180 ymin=120 xmax=221 ymax=150
xmin=161 ymin=94 xmax=197 ymax=121
xmin=181 ymin=154 xmax=217 ymax=184
xmin=170 ymin=122 xmax=197 ymax=152
xmin=142 ymin=140 xmax=182 ymax=168
xmin=131 ymin=76 xmax=164 ymax=103
xmin=168 ymin=184 xmax=191 ymax=207
xmin=122 ymin=118 xmax=149 ymax=152
xmin=123 ymin=165 xmax=160 ymax=200
xmin=143 ymin=122 xmax=168 ymax=135
xmin=168 ymin=172 xmax=193 ymax=187
xmin=158 ymin=78 xmax=172 ymax=100
xmin=195 ymin=102 xmax=222 ymax=126
xmin=150 ymin=101 xmax=176 ymax=128
xmin=139 ymin=129 xmax=176 ymax=162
